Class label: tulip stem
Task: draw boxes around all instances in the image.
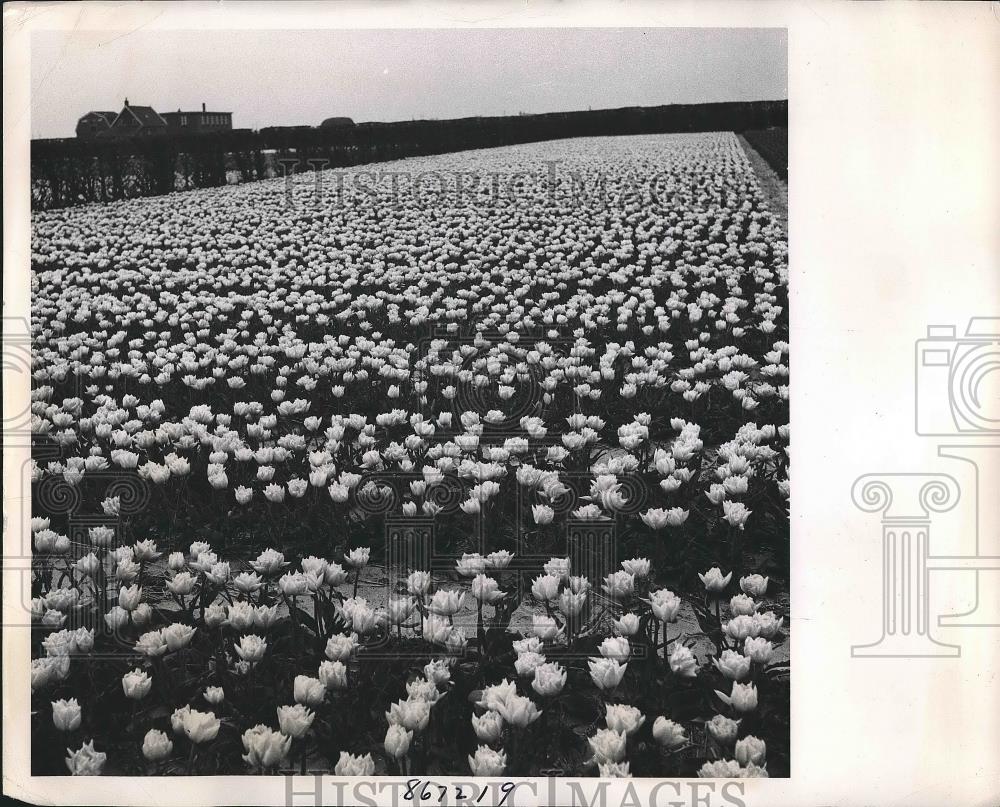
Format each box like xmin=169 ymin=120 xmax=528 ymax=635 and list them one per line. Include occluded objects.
xmin=729 ymin=526 xmax=742 ymax=576
xmin=313 ymin=593 xmax=324 ymax=637
xmin=477 ymin=602 xmax=485 ymax=654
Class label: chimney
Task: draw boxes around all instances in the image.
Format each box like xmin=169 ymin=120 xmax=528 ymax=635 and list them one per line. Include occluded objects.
xmin=124 ymin=98 xmax=129 ymax=107
xmin=202 ymin=102 xmax=206 ymax=113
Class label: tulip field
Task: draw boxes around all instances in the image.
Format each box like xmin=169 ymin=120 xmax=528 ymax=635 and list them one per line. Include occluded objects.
xmin=29 ymin=131 xmax=789 ymax=778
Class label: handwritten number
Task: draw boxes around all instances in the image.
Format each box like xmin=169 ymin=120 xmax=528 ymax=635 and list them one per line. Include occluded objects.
xmin=498 ymin=782 xmax=516 ymax=807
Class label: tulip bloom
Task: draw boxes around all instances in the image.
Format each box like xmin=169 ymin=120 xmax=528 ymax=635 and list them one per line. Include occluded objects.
xmin=406 ymin=570 xmax=433 ymax=597
xmin=471 ymin=710 xmax=504 ymax=743
xmin=730 ymin=593 xmax=757 ymax=616
xmin=722 ymin=500 xmax=752 ymax=529
xmin=485 ymin=550 xmax=513 ymax=569
xmin=602 ymin=571 xmax=635 ymax=599
xmin=740 ymin=574 xmax=769 ymax=599
xmin=753 ymin=610 xmax=785 ymax=639
xmin=588 ymin=728 xmax=627 ymax=763
xmin=598 ymin=636 xmax=630 ymax=660
xmin=468 ymin=745 xmax=507 ymax=776
xmin=52 ymin=698 xmax=82 ymax=731
xmin=242 ymin=725 xmax=290 ymax=769
xmin=324 ymin=633 xmax=358 ymax=661
xmin=588 ymin=657 xmax=627 ymax=690
xmin=122 ymin=668 xmax=152 ymax=700
xmin=744 ymin=636 xmax=774 ymax=664
xmin=605 ymin=704 xmax=645 ymax=735
xmin=698 ymin=566 xmax=732 ymax=594
xmin=293 ymin=675 xmax=326 ymax=706
xmin=181 ymin=709 xmax=221 ymax=744
xmin=426 ymin=588 xmax=464 ymax=616
xmin=142 ymin=729 xmax=174 ymax=762
xmin=161 ymin=623 xmax=196 ymax=652
xmin=118 ymin=584 xmax=143 ymax=612
xmin=714 ymin=649 xmax=752 ymax=681
xmin=405 ymin=678 xmax=442 ymax=704
xmin=646 ymin=589 xmax=682 ymax=623
xmin=543 ymin=557 xmax=571 ymax=579
xmin=384 ymin=724 xmax=413 ymax=759
xmin=707 ymin=714 xmax=741 ymax=745
xmin=557 ymin=588 xmax=587 ymax=617
xmin=735 ymin=735 xmax=767 ymax=767
xmin=531 ymin=574 xmax=561 ymax=602
xmin=531 ymin=504 xmax=555 ymax=525
xmin=134 ymin=630 xmax=168 ymax=658
xmin=669 ymin=645 xmax=699 ymax=678
xmin=203 ymin=686 xmax=225 ymax=705
xmin=276 ymin=704 xmax=315 ymax=738
xmin=621 ymin=558 xmax=650 ymax=579
xmin=455 ymin=553 xmax=486 ymax=577
xmin=344 ymin=547 xmax=371 ymax=568
xmin=698 ymin=759 xmax=743 ymax=778
xmin=250 ymin=548 xmax=287 ymax=576
xmin=613 ymin=612 xmax=641 ymax=636
xmin=235 ymin=634 xmax=268 ymax=663
xmin=652 ymin=717 xmax=687 ymax=749
xmin=716 ymin=681 xmax=759 ymax=713
xmin=531 ymin=614 xmax=563 ymax=642
xmin=385 ymin=699 xmax=431 ymax=732
xmin=318 ymin=660 xmax=348 ymax=690
xmin=65 ymin=740 xmax=107 ymax=775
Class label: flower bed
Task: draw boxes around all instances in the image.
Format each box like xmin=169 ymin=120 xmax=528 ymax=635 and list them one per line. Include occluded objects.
xmin=30 ymin=132 xmax=789 ymax=778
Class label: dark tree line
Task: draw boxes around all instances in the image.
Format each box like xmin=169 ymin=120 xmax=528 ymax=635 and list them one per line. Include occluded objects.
xmin=31 ymin=100 xmax=787 ymax=210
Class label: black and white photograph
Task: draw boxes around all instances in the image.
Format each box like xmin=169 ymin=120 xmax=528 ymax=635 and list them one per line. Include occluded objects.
xmin=25 ymin=26 xmax=789 ymax=779
xmin=6 ymin=4 xmax=999 ymax=807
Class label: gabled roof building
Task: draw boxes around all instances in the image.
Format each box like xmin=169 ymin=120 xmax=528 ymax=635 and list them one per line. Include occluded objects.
xmin=75 ymin=100 xmax=233 ymax=139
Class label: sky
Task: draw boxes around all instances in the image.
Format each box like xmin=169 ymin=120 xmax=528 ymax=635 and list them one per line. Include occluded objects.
xmin=30 ymin=28 xmax=786 ymax=139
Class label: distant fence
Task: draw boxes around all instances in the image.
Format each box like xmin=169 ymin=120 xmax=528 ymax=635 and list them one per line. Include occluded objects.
xmin=31 ymin=99 xmax=787 ymax=210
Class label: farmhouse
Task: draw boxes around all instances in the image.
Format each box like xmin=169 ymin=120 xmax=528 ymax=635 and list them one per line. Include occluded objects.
xmin=75 ymin=100 xmax=232 ymax=139
xmin=105 ymin=100 xmax=168 ymax=137
xmin=75 ymin=111 xmax=117 ymax=140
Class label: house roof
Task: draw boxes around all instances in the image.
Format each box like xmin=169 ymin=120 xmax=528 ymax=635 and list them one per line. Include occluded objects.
xmin=78 ymin=111 xmax=116 ymax=125
xmin=112 ymin=105 xmax=167 ymax=128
